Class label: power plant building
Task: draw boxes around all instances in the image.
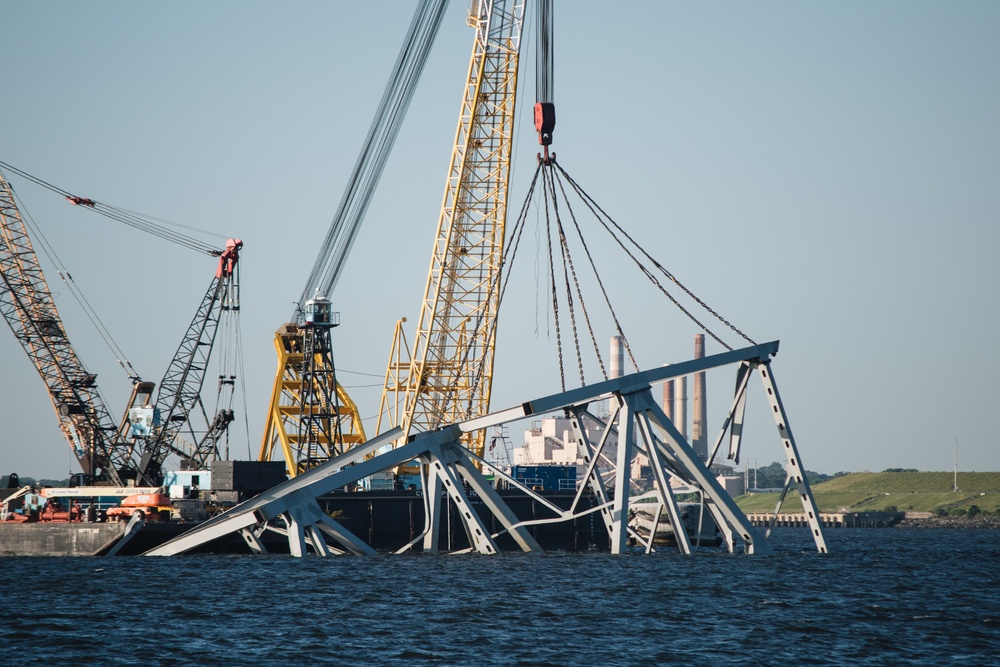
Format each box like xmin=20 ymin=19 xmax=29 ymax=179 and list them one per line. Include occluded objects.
xmin=511 ymin=334 xmax=724 ymax=488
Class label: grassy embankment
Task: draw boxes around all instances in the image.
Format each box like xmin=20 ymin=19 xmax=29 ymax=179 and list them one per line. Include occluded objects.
xmin=734 ymin=472 xmax=1000 ymax=515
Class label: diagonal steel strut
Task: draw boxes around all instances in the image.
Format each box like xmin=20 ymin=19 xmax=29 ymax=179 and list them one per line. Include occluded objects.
xmin=145 ymin=340 xmax=825 ymax=557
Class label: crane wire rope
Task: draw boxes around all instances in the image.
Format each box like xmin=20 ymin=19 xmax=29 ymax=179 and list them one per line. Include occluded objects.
xmin=212 ymin=313 xmax=235 ymax=456
xmin=236 ymin=319 xmax=253 ymax=461
xmin=0 ymin=161 xmax=222 ymax=256
xmin=553 ymin=160 xmax=757 ymax=350
xmin=546 ymin=164 xmax=587 ymax=388
xmin=483 ymin=159 xmax=621 ymax=392
xmin=522 ymin=0 xmax=752 ymax=382
xmin=545 ymin=164 xmax=608 ymax=383
xmin=2 ymin=170 xmax=140 ymax=379
xmin=535 ymin=198 xmax=547 ymax=339
xmin=547 ymin=163 xmax=636 ymax=374
xmin=459 ymin=162 xmax=544 ymax=416
xmin=295 ymin=0 xmax=449 ymax=318
xmin=487 ymin=154 xmax=760 ymax=393
xmin=535 ymin=0 xmax=554 ymax=105
xmin=540 ymin=167 xmax=568 ymax=391
xmin=215 ymin=254 xmax=245 ymax=462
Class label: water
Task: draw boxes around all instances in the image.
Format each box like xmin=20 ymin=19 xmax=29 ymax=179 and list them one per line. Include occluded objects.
xmin=1 ymin=528 xmax=998 ymax=666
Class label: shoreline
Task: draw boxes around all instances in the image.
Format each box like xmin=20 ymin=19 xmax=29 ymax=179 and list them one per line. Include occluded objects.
xmin=896 ymin=516 xmax=1000 ymax=529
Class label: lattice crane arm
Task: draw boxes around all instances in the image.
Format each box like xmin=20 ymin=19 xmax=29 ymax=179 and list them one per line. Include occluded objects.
xmin=0 ymin=170 xmax=130 ymax=484
xmin=2 ymin=161 xmax=249 ymax=486
xmin=379 ymin=0 xmax=525 ymax=458
xmin=138 ymin=238 xmax=242 ymax=485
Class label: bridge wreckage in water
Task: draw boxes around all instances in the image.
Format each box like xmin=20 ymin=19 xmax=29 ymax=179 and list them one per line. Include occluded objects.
xmin=146 ymin=341 xmax=828 ymax=557
xmin=4 ymin=2 xmax=828 ymax=558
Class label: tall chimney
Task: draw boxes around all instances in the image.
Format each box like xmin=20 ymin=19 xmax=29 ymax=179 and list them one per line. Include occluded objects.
xmin=610 ymin=335 xmax=623 ymax=380
xmin=662 ymin=365 xmax=674 ymax=423
xmin=692 ymin=334 xmax=707 ymax=460
xmin=675 ymin=375 xmax=687 ymax=441
xmin=609 ymin=336 xmax=624 ymax=419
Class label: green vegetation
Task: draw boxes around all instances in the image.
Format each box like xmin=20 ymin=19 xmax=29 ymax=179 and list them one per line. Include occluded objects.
xmin=2 ymin=475 xmax=70 ymax=489
xmin=735 ymin=471 xmax=1000 ymax=516
xmin=744 ymin=461 xmax=842 ymax=489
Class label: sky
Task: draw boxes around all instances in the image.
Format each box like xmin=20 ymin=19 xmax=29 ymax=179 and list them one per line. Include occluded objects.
xmin=1 ymin=1 xmax=998 ymax=480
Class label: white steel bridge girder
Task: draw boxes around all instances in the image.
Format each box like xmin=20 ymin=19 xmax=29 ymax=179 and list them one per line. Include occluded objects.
xmin=144 ymin=341 xmax=824 ymax=557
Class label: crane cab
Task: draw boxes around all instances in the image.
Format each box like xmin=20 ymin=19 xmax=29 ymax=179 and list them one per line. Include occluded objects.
xmin=303 ymin=292 xmax=339 ymax=328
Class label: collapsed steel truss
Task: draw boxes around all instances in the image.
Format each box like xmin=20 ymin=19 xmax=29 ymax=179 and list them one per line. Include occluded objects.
xmin=146 ymin=340 xmax=827 ymax=557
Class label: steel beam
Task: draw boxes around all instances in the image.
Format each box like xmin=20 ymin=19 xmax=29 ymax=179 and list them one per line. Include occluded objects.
xmin=567 ymin=406 xmax=616 ymax=537
xmin=635 ymin=409 xmax=691 ymax=555
xmin=459 ymin=341 xmax=780 ymax=435
xmin=452 ymin=449 xmax=542 ymax=553
xmin=145 ymin=340 xmax=825 ymax=557
xmin=631 ymin=390 xmax=773 ymax=555
xmin=755 ymin=360 xmax=828 ymax=553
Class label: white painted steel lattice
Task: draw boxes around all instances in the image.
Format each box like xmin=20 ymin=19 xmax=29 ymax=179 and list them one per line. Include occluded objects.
xmin=148 ymin=341 xmax=826 ymax=558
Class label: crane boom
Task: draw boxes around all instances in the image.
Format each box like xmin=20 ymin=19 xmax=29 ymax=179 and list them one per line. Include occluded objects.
xmin=378 ymin=0 xmax=525 ymax=457
xmin=260 ymin=0 xmax=449 ymax=477
xmin=0 ymin=170 xmax=131 ymax=484
xmin=137 ymin=239 xmax=242 ymax=484
xmin=295 ymin=0 xmax=451 ymax=316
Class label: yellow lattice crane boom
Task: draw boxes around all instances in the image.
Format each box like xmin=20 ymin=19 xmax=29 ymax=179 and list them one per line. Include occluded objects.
xmin=378 ymin=0 xmax=525 ymax=458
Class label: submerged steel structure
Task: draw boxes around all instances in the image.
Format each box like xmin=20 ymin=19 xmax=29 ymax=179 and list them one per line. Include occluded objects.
xmin=146 ymin=341 xmax=827 ymax=557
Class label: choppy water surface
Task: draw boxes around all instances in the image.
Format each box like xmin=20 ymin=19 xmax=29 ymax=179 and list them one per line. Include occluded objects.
xmin=1 ymin=528 xmax=998 ymax=666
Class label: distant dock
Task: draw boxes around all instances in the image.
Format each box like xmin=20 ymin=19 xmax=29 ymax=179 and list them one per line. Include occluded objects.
xmin=745 ymin=511 xmax=906 ymax=528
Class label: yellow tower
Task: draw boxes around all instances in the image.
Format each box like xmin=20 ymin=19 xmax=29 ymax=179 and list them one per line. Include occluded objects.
xmin=258 ymin=313 xmax=366 ymax=478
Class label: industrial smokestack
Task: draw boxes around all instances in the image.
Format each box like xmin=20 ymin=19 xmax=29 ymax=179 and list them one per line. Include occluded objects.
xmin=675 ymin=375 xmax=687 ymax=441
xmin=662 ymin=364 xmax=674 ymax=424
xmin=608 ymin=336 xmax=624 ymax=419
xmin=610 ymin=335 xmax=623 ymax=380
xmin=692 ymin=334 xmax=707 ymax=460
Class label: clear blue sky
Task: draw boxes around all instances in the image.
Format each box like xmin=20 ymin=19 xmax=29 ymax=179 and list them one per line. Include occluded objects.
xmin=2 ymin=1 xmax=997 ymax=480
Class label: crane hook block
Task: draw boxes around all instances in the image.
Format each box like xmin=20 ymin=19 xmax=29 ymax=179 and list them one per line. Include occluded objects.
xmin=66 ymin=196 xmax=96 ymax=207
xmin=534 ymin=102 xmax=556 ymax=146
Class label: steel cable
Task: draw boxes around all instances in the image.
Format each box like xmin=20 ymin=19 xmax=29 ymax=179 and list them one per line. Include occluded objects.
xmin=297 ymin=0 xmax=449 ymax=317
xmin=4 ymin=174 xmax=140 ymax=379
xmin=554 ymin=160 xmax=757 ymax=349
xmin=546 ymin=166 xmax=586 ymax=387
xmin=541 ymin=168 xmax=566 ymax=391
xmin=0 ymin=161 xmax=222 ymax=256
xmin=535 ymin=0 xmax=554 ymax=104
xmin=547 ymin=167 xmax=611 ymax=380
